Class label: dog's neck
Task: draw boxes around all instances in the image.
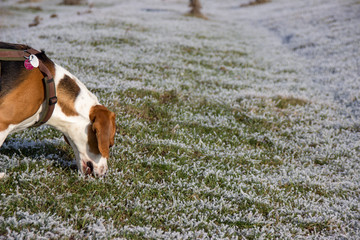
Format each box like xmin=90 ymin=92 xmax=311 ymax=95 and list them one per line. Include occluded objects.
xmin=46 ymin=64 xmax=100 ymax=134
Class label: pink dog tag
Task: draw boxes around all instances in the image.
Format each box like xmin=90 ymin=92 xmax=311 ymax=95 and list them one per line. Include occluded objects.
xmin=24 ymin=59 xmax=33 ymax=70
xmin=24 ymin=54 xmax=39 ymax=70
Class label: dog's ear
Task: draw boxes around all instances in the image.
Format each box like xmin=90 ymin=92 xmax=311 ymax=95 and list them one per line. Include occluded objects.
xmin=89 ymin=105 xmax=116 ymax=158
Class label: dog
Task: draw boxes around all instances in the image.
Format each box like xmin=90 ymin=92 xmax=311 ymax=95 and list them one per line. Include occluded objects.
xmin=0 ymin=42 xmax=116 ymax=177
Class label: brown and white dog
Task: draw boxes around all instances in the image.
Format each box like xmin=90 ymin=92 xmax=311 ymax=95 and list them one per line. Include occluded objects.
xmin=0 ymin=42 xmax=116 ymax=177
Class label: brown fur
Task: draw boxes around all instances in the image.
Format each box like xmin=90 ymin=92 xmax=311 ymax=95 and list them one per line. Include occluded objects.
xmin=89 ymin=105 xmax=116 ymax=158
xmin=0 ymin=42 xmax=55 ymax=131
xmin=0 ymin=70 xmax=44 ymax=131
xmin=57 ymin=75 xmax=80 ymax=116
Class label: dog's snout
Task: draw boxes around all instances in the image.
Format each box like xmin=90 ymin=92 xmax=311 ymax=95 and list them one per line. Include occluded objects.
xmin=86 ymin=161 xmax=94 ymax=172
xmin=95 ymin=164 xmax=108 ymax=177
xmin=85 ymin=161 xmax=94 ymax=175
xmin=82 ymin=160 xmax=108 ymax=177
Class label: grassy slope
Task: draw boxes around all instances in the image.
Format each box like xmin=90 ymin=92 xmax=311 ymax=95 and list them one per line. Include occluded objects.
xmin=0 ymin=0 xmax=359 ymax=239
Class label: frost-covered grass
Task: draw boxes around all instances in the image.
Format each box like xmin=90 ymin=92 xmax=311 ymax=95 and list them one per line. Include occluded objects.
xmin=0 ymin=0 xmax=359 ymax=239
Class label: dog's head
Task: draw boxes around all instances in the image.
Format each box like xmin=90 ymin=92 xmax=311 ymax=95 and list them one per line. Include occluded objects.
xmin=51 ymin=65 xmax=116 ymax=177
xmin=63 ymin=105 xmax=116 ymax=177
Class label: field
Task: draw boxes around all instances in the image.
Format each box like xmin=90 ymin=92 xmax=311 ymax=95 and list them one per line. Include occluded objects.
xmin=0 ymin=0 xmax=359 ymax=239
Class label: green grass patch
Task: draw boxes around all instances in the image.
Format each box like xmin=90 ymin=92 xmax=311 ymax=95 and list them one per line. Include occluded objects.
xmin=0 ymin=4 xmax=356 ymax=238
xmin=273 ymin=95 xmax=308 ymax=109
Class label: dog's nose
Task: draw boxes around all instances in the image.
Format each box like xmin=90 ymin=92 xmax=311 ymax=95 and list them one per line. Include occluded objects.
xmin=83 ymin=160 xmax=107 ymax=177
xmin=86 ymin=161 xmax=94 ymax=175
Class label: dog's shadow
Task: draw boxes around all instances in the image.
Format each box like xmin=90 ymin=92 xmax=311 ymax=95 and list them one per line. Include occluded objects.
xmin=0 ymin=138 xmax=77 ymax=172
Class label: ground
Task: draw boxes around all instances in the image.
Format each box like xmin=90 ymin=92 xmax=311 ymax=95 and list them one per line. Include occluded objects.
xmin=0 ymin=0 xmax=359 ymax=239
